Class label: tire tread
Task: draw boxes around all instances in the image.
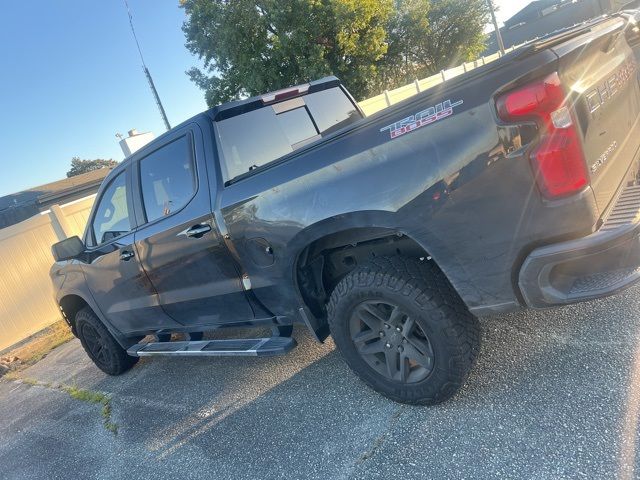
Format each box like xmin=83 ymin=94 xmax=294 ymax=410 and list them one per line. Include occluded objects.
xmin=327 ymin=256 xmax=480 ymax=405
xmin=76 ymin=306 xmax=138 ymax=376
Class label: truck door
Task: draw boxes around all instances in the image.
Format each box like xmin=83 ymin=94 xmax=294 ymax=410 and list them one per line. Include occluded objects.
xmin=132 ymin=124 xmax=254 ymax=327
xmin=82 ymin=166 xmax=181 ymax=334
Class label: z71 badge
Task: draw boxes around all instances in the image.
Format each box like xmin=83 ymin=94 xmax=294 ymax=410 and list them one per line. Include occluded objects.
xmin=380 ymin=99 xmax=463 ymax=139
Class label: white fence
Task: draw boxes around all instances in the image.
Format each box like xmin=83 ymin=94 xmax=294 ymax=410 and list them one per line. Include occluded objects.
xmin=0 ymin=196 xmax=94 ymax=351
xmin=358 ymin=45 xmax=522 ymax=115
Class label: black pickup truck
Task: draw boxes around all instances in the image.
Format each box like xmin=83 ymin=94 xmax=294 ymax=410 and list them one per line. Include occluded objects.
xmin=51 ymin=12 xmax=640 ymax=404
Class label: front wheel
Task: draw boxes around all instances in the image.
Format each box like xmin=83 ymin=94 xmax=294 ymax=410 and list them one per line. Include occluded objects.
xmin=75 ymin=307 xmax=139 ymax=375
xmin=327 ymin=256 xmax=480 ymax=405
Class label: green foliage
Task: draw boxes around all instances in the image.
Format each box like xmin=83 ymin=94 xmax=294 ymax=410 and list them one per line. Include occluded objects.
xmin=181 ymin=0 xmax=392 ymax=105
xmin=62 ymin=384 xmax=109 ymax=405
xmin=66 ymin=157 xmax=118 ymax=178
xmin=415 ymin=0 xmax=490 ymax=72
xmin=11 ymin=378 xmax=118 ymax=434
xmin=181 ymin=0 xmax=490 ymax=105
xmin=59 ymin=383 xmax=119 ymax=434
xmin=381 ymin=0 xmax=490 ymax=87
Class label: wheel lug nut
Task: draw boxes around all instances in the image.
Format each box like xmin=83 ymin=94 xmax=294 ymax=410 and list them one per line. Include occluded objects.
xmin=402 ymin=339 xmax=407 ymax=343
xmin=384 ymin=324 xmax=391 ymax=329
xmin=379 ymin=331 xmax=385 ymax=338
xmin=385 ymin=343 xmax=391 ymax=349
xmin=396 ymin=327 xmax=402 ymax=332
xmin=397 ymin=346 xmax=403 ymax=352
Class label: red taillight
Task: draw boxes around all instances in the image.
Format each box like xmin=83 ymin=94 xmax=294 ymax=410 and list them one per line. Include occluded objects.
xmin=496 ymin=72 xmax=589 ymax=199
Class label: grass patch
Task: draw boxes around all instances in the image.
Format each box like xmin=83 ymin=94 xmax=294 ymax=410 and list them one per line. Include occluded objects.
xmin=4 ymin=324 xmax=118 ymax=435
xmin=62 ymin=384 xmax=109 ymax=405
xmin=102 ymin=403 xmax=119 ymax=434
xmin=11 ymin=378 xmax=118 ymax=435
xmin=2 ymin=320 xmax=74 ymax=373
xmin=20 ymin=377 xmax=41 ymax=386
xmin=61 ymin=384 xmax=117 ymax=434
xmin=3 ymin=371 xmax=21 ymax=381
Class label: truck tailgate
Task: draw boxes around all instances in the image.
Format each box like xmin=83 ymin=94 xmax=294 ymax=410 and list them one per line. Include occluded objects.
xmin=554 ymin=17 xmax=640 ymax=213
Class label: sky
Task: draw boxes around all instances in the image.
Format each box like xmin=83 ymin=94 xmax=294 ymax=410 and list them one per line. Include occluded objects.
xmin=0 ymin=0 xmax=530 ymax=197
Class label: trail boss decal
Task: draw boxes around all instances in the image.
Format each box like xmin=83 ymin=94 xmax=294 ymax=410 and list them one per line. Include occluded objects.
xmin=380 ymin=99 xmax=464 ymax=139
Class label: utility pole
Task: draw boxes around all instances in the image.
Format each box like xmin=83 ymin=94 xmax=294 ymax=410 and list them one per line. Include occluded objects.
xmin=123 ymin=0 xmax=171 ymax=131
xmin=487 ymin=0 xmax=506 ymax=55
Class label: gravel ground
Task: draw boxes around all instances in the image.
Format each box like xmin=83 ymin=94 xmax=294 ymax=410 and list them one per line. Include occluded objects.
xmin=2 ymin=285 xmax=640 ymax=479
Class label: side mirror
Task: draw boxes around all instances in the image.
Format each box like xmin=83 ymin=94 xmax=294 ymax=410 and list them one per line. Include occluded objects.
xmin=52 ymin=236 xmax=85 ymax=262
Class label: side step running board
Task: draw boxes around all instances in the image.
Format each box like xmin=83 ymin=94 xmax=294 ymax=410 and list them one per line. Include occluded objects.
xmin=127 ymin=337 xmax=296 ymax=358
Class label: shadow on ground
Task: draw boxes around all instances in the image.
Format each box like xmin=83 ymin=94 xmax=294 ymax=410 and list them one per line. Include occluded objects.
xmin=2 ymin=285 xmax=640 ymax=479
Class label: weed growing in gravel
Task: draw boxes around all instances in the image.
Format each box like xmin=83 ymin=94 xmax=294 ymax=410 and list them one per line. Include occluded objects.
xmin=62 ymin=384 xmax=108 ymax=404
xmin=11 ymin=378 xmax=118 ymax=434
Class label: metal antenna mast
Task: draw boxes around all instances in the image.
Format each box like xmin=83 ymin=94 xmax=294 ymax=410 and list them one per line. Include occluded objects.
xmin=124 ymin=0 xmax=171 ymax=131
xmin=487 ymin=0 xmax=506 ymax=55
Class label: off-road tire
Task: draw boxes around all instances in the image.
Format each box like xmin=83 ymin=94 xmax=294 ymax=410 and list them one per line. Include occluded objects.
xmin=327 ymin=256 xmax=480 ymax=405
xmin=75 ymin=306 xmax=139 ymax=375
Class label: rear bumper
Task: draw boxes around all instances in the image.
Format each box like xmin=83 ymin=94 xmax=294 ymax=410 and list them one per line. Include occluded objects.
xmin=519 ymin=184 xmax=640 ymax=308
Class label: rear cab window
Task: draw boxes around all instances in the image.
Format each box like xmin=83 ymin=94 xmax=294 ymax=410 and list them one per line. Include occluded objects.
xmin=216 ymin=86 xmax=362 ymax=181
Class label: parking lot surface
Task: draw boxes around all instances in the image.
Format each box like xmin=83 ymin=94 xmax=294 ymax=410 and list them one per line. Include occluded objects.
xmin=2 ymin=285 xmax=640 ymax=479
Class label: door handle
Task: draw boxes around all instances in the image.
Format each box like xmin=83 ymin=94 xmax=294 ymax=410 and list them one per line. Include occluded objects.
xmin=120 ymin=250 xmax=135 ymax=261
xmin=185 ymin=224 xmax=212 ymax=238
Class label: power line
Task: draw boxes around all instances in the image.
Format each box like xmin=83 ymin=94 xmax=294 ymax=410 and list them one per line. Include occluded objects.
xmin=123 ymin=0 xmax=171 ymax=131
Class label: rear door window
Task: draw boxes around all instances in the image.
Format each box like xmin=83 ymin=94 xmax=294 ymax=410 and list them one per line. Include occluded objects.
xmin=139 ymin=136 xmax=196 ymax=223
xmin=216 ymin=87 xmax=361 ymax=181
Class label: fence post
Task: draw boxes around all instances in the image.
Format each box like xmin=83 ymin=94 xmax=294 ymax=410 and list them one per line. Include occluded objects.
xmin=440 ymin=70 xmax=446 ymax=82
xmin=383 ymin=90 xmax=392 ymax=107
xmin=49 ymin=204 xmax=72 ymax=241
xmin=463 ymin=63 xmax=467 ymax=73
xmin=414 ymin=79 xmax=421 ymax=93
xmin=481 ymin=56 xmax=486 ymax=65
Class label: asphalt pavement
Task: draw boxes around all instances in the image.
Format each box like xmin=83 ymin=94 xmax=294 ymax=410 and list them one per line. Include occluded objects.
xmin=2 ymin=284 xmax=640 ymax=479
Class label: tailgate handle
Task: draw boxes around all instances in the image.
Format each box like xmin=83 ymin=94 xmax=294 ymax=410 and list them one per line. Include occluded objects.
xmin=185 ymin=224 xmax=212 ymax=238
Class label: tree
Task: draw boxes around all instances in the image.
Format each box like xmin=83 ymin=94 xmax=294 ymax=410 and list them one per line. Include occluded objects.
xmin=415 ymin=0 xmax=490 ymax=72
xmin=181 ymin=0 xmax=393 ymax=105
xmin=381 ymin=0 xmax=490 ymax=87
xmin=378 ymin=0 xmax=433 ymax=89
xmin=66 ymin=158 xmax=118 ymax=178
xmin=181 ymin=0 xmax=490 ymax=105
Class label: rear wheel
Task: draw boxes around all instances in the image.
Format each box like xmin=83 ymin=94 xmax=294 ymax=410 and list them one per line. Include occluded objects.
xmin=327 ymin=256 xmax=480 ymax=405
xmin=75 ymin=307 xmax=138 ymax=375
